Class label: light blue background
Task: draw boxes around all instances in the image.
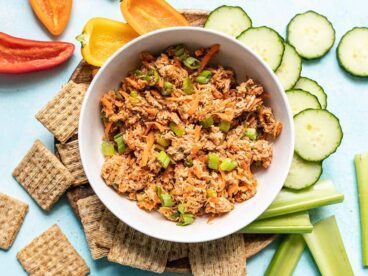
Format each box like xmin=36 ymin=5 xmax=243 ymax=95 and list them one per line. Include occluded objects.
xmin=0 ymin=0 xmax=367 ymax=275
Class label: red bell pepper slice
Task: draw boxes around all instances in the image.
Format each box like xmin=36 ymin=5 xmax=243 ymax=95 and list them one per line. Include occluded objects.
xmin=0 ymin=32 xmax=74 ymax=74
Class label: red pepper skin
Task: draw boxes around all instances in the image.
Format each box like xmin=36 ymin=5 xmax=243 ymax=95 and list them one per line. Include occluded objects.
xmin=0 ymin=32 xmax=74 ymax=74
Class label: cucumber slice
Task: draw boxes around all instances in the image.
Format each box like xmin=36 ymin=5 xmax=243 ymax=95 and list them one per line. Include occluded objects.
xmin=337 ymin=27 xmax=368 ymax=77
xmin=284 ymin=153 xmax=322 ymax=190
xmin=287 ymin=11 xmax=335 ymax=59
xmin=275 ymin=44 xmax=302 ymax=90
xmin=294 ymin=109 xmax=343 ymax=161
xmin=237 ymin=26 xmax=285 ymax=71
xmin=286 ymin=89 xmax=321 ymax=115
xmin=294 ymin=77 xmax=327 ymax=109
xmin=204 ymin=5 xmax=252 ymax=37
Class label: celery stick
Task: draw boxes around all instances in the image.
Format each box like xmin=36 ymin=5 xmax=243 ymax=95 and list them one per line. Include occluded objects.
xmin=239 ymin=212 xmax=313 ymax=234
xmin=265 ymin=234 xmax=305 ymax=276
xmin=303 ymin=216 xmax=354 ymax=276
xmin=355 ymin=153 xmax=368 ymax=266
xmin=259 ymin=180 xmax=344 ymax=219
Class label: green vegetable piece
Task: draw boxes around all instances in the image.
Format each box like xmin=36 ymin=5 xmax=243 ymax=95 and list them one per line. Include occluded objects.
xmin=184 ymin=158 xmax=193 ymax=167
xmin=133 ymin=69 xmax=143 ymax=77
xmin=157 ymin=150 xmax=170 ymax=169
xmin=220 ymin=158 xmax=237 ymax=171
xmin=303 ymin=216 xmax=353 ymax=276
xmin=183 ymin=77 xmax=194 ymax=95
xmin=101 ymin=141 xmax=115 ymax=156
xmin=114 ymin=133 xmax=126 ymax=154
xmin=157 ymin=136 xmax=170 ymax=148
xmin=160 ymin=194 xmax=174 ymax=207
xmin=265 ymin=234 xmax=306 ymax=276
xmin=169 ymin=122 xmax=185 ymax=136
xmin=207 ymin=153 xmax=220 ymax=170
xmin=183 ymin=57 xmax=201 ymax=69
xmin=195 ymin=70 xmax=213 ymax=84
xmin=239 ymin=212 xmax=313 ymax=234
xmin=162 ymin=81 xmax=173 ymax=96
xmin=100 ymin=111 xmax=108 ymax=123
xmin=355 ymin=153 xmax=368 ymax=266
xmin=144 ymin=69 xmax=159 ymax=85
xmin=200 ymin=116 xmax=214 ymax=128
xmin=175 ymin=44 xmax=185 ymax=57
xmin=206 ymin=189 xmax=217 ymax=198
xmin=245 ymin=128 xmax=257 ymax=140
xmin=177 ymin=203 xmax=186 ymax=214
xmin=259 ymin=180 xmax=344 ymax=220
xmin=177 ymin=213 xmax=194 ymax=226
xmin=219 ymin=120 xmax=231 ymax=133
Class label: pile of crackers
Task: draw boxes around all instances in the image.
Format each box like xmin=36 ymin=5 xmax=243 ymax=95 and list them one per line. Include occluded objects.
xmin=0 ymin=63 xmax=275 ymax=275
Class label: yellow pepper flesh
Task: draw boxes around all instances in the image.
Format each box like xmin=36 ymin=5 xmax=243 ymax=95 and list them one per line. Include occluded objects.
xmin=77 ymin=17 xmax=139 ymax=67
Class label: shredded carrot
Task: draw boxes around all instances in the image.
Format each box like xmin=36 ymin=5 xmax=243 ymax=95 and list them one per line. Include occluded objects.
xmin=187 ymin=94 xmax=200 ymax=115
xmin=199 ymin=44 xmax=220 ymax=72
xmin=228 ymin=184 xmax=239 ymax=196
xmin=144 ymin=107 xmax=159 ymax=116
xmin=194 ymin=125 xmax=201 ymax=141
xmin=120 ymin=91 xmax=131 ymax=100
xmin=144 ymin=122 xmax=166 ymax=134
xmin=191 ymin=144 xmax=201 ymax=156
xmin=140 ymin=132 xmax=154 ymax=167
xmin=104 ymin=121 xmax=113 ymax=137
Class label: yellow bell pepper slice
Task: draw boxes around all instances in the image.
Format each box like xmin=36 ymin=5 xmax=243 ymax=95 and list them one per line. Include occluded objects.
xmin=76 ymin=17 xmax=139 ymax=67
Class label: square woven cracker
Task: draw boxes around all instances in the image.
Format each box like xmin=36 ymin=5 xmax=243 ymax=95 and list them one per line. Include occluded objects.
xmin=0 ymin=193 xmax=28 ymax=250
xmin=108 ymin=222 xmax=171 ymax=273
xmin=66 ymin=185 xmax=95 ymax=218
xmin=77 ymin=195 xmax=109 ymax=260
xmin=12 ymin=140 xmax=74 ymax=211
xmin=168 ymin=243 xmax=189 ymax=262
xmin=56 ymin=140 xmax=88 ymax=186
xmin=35 ymin=81 xmax=89 ymax=144
xmin=95 ymin=208 xmax=119 ymax=249
xmin=188 ymin=234 xmax=247 ymax=276
xmin=17 ymin=224 xmax=89 ymax=276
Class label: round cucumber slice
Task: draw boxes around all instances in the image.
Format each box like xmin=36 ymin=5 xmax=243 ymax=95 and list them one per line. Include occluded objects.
xmin=237 ymin=26 xmax=285 ymax=71
xmin=294 ymin=109 xmax=343 ymax=161
xmin=204 ymin=5 xmax=252 ymax=37
xmin=284 ymin=153 xmax=322 ymax=190
xmin=286 ymin=89 xmax=321 ymax=115
xmin=275 ymin=43 xmax=302 ymax=90
xmin=294 ymin=77 xmax=327 ymax=109
xmin=337 ymin=27 xmax=368 ymax=77
xmin=287 ymin=11 xmax=335 ymax=59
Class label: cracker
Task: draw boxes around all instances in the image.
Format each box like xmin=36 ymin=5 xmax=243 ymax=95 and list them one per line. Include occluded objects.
xmin=0 ymin=193 xmax=28 ymax=250
xmin=66 ymin=184 xmax=95 ymax=218
xmin=243 ymin=234 xmax=276 ymax=258
xmin=77 ymin=195 xmax=109 ymax=260
xmin=56 ymin=140 xmax=88 ymax=186
xmin=12 ymin=140 xmax=74 ymax=211
xmin=35 ymin=81 xmax=89 ymax=144
xmin=188 ymin=234 xmax=247 ymax=276
xmin=108 ymin=222 xmax=171 ymax=273
xmin=180 ymin=9 xmax=209 ymax=27
xmin=95 ymin=208 xmax=119 ymax=249
xmin=168 ymin=242 xmax=189 ymax=262
xmin=17 ymin=224 xmax=89 ymax=276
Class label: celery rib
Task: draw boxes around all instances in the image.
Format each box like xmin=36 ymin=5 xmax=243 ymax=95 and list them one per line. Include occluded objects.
xmin=239 ymin=212 xmax=313 ymax=234
xmin=303 ymin=216 xmax=354 ymax=276
xmin=265 ymin=234 xmax=305 ymax=276
xmin=355 ymin=153 xmax=368 ymax=266
xmin=260 ymin=180 xmax=344 ymax=219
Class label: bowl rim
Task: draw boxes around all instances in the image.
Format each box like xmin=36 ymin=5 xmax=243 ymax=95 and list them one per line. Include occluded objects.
xmin=79 ymin=26 xmax=294 ymax=243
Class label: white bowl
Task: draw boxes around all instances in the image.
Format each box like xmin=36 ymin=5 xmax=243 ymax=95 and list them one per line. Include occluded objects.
xmin=79 ymin=27 xmax=294 ymax=243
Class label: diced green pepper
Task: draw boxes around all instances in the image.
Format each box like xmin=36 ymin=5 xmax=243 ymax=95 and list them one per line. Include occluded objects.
xmin=169 ymin=122 xmax=185 ymax=136
xmin=101 ymin=141 xmax=115 ymax=156
xmin=207 ymin=153 xmax=220 ymax=170
xmin=114 ymin=133 xmax=126 ymax=154
xmin=177 ymin=213 xmax=194 ymax=226
xmin=177 ymin=203 xmax=186 ymax=214
xmin=157 ymin=150 xmax=170 ymax=168
xmin=183 ymin=57 xmax=201 ymax=69
xmin=183 ymin=77 xmax=194 ymax=95
xmin=160 ymin=194 xmax=174 ymax=207
xmin=157 ymin=136 xmax=170 ymax=148
xmin=195 ymin=70 xmax=212 ymax=84
xmin=220 ymin=158 xmax=237 ymax=171
xmin=162 ymin=81 xmax=173 ymax=96
xmin=245 ymin=128 xmax=257 ymax=140
xmin=219 ymin=120 xmax=231 ymax=133
xmin=200 ymin=116 xmax=214 ymax=128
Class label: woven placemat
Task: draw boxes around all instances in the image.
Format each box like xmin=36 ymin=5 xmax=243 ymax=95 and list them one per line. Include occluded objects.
xmin=54 ymin=9 xmax=276 ymax=274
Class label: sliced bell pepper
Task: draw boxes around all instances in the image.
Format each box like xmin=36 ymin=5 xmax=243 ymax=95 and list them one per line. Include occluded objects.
xmin=29 ymin=0 xmax=72 ymax=36
xmin=76 ymin=17 xmax=139 ymax=67
xmin=120 ymin=0 xmax=189 ymax=35
xmin=0 ymin=32 xmax=74 ymax=74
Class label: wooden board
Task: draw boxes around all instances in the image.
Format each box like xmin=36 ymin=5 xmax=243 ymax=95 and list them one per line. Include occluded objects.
xmin=56 ymin=9 xmax=276 ymax=274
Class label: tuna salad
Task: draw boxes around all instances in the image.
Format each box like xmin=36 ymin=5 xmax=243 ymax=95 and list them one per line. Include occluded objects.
xmin=99 ymin=44 xmax=282 ymax=226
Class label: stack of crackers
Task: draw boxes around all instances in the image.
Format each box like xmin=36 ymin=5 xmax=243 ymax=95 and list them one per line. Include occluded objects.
xmin=1 ymin=11 xmax=276 ymax=275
